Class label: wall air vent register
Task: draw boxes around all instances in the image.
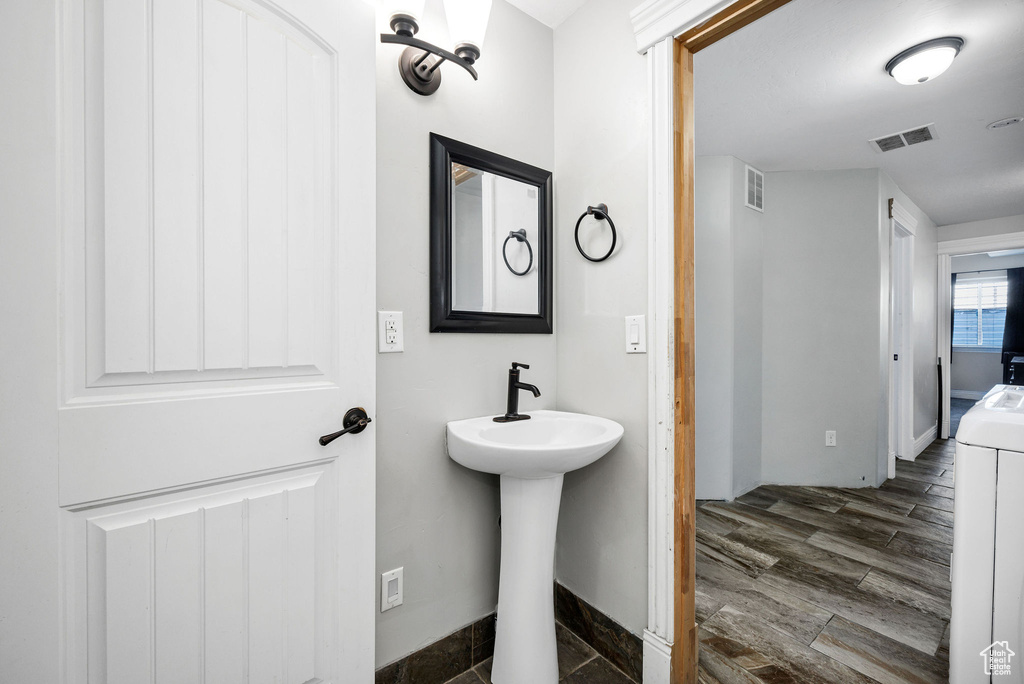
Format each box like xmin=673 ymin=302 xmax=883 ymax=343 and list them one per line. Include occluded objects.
xmin=745 ymin=164 xmax=764 ymax=212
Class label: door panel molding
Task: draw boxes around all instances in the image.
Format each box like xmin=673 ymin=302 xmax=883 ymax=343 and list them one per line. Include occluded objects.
xmin=63 ymin=0 xmax=337 ymax=404
xmin=63 ymin=464 xmax=333 ymax=684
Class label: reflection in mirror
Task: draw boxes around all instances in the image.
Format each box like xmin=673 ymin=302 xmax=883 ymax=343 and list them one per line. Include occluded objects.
xmin=430 ymin=133 xmax=552 ymax=333
xmin=451 ymin=163 xmax=539 ymax=315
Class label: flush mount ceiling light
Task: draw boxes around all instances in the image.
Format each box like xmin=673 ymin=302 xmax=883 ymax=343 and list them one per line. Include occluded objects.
xmin=885 ymin=36 xmax=964 ymax=85
xmin=381 ymin=0 xmax=492 ymax=96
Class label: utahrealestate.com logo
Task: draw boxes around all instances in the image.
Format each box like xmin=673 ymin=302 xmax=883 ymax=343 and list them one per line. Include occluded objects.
xmin=981 ymin=641 xmax=1016 ymax=676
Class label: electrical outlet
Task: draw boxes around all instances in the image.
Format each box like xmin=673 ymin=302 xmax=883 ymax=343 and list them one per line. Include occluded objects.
xmin=378 ymin=311 xmax=404 ymax=353
xmin=825 ymin=430 xmax=837 ymax=447
xmin=381 ymin=567 xmax=403 ymax=612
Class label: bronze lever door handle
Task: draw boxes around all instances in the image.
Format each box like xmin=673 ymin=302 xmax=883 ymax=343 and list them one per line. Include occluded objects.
xmin=319 ymin=407 xmax=372 ymax=446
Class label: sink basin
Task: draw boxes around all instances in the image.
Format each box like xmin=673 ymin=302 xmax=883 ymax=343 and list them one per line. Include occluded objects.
xmin=446 ymin=409 xmax=624 ymax=478
xmin=445 ymin=409 xmax=623 ymax=684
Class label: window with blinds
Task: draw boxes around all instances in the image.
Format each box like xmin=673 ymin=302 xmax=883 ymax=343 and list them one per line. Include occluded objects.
xmin=953 ymin=272 xmax=1007 ymax=348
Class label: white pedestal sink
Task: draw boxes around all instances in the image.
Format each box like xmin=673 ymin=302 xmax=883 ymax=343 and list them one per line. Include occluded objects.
xmin=446 ymin=410 xmax=624 ymax=684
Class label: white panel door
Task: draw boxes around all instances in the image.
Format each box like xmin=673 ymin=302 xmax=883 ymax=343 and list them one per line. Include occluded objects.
xmin=56 ymin=0 xmax=376 ymax=681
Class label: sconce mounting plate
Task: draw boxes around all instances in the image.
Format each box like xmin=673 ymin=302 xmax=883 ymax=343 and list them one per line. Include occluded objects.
xmin=399 ymin=47 xmax=442 ymax=96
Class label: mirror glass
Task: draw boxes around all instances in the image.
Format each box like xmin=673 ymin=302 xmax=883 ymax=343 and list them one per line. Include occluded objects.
xmin=430 ymin=134 xmax=552 ymax=334
xmin=451 ymin=163 xmax=539 ymax=315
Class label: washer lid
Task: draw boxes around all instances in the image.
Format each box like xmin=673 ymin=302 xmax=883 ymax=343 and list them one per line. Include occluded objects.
xmin=956 ymin=385 xmax=1024 ymax=451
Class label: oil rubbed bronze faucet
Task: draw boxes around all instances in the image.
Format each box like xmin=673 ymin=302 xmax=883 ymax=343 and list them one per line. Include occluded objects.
xmin=494 ymin=362 xmax=541 ymax=423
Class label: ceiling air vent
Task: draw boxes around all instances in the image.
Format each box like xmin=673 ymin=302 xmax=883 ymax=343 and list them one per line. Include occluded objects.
xmin=874 ymin=134 xmax=906 ymax=152
xmin=870 ymin=124 xmax=937 ymax=152
xmin=745 ymin=165 xmax=764 ymax=212
xmin=902 ymin=126 xmax=933 ymax=145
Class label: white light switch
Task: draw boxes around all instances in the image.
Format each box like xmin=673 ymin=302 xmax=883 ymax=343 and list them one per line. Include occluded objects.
xmin=625 ymin=315 xmax=646 ymax=354
xmin=378 ymin=311 xmax=404 ymax=353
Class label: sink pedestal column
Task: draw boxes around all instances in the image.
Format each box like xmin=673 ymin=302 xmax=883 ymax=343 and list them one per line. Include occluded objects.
xmin=490 ymin=473 xmax=564 ymax=684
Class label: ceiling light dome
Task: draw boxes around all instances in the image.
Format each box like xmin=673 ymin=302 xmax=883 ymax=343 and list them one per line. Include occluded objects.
xmin=886 ymin=36 xmax=964 ymax=85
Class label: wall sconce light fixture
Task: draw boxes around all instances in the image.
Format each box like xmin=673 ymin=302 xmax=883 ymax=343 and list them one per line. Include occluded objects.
xmin=381 ymin=0 xmax=493 ymax=96
xmin=885 ymin=37 xmax=964 ymax=85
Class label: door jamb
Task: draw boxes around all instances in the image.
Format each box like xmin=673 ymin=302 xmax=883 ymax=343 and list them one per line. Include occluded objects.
xmin=632 ymin=2 xmax=796 ymax=682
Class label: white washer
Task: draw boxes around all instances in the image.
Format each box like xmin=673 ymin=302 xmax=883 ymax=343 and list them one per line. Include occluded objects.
xmin=952 ymin=385 xmax=1024 ymax=683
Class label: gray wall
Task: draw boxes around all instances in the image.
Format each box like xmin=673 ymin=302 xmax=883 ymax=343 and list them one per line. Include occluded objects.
xmin=375 ymin=0 xmax=555 ymax=667
xmin=938 ymin=214 xmax=1024 ymax=242
xmin=694 ymin=156 xmax=763 ymax=500
xmin=951 ymin=351 xmax=1002 ymax=393
xmin=731 ymin=160 xmax=765 ymax=496
xmin=552 ymin=0 xmax=649 ymax=637
xmin=760 ymin=170 xmax=885 ymax=487
xmin=758 ymin=170 xmax=937 ymax=487
xmin=695 ymin=156 xmax=735 ymax=500
xmin=0 ymin=0 xmax=61 ymax=678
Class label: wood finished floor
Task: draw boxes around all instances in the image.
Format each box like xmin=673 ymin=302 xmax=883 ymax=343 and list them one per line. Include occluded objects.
xmin=696 ymin=437 xmax=955 ymax=684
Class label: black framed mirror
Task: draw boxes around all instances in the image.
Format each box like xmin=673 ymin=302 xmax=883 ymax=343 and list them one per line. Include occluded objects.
xmin=430 ymin=133 xmax=553 ymax=333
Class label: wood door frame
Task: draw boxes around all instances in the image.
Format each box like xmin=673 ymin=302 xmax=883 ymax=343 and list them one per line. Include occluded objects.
xmin=631 ymin=1 xmax=795 ymax=682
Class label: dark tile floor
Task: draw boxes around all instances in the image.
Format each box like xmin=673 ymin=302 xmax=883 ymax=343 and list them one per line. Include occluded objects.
xmin=445 ymin=622 xmax=635 ymax=684
xmin=949 ymin=396 xmax=975 ymax=437
xmin=695 ymin=437 xmax=956 ymax=683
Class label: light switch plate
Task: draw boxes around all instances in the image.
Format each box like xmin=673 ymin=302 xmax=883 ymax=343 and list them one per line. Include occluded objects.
xmin=378 ymin=311 xmax=403 ymax=353
xmin=625 ymin=315 xmax=646 ymax=354
xmin=381 ymin=567 xmax=403 ymax=612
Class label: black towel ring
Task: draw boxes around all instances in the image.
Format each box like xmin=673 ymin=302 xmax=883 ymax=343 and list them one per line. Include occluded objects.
xmin=502 ymin=229 xmax=534 ymax=276
xmin=574 ymin=203 xmax=617 ymax=262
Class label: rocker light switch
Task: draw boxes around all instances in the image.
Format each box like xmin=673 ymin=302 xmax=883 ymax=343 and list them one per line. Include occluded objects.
xmin=625 ymin=315 xmax=646 ymax=354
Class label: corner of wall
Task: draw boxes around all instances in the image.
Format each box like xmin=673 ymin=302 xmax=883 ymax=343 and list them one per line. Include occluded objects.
xmin=551 ymin=0 xmax=651 ymax=638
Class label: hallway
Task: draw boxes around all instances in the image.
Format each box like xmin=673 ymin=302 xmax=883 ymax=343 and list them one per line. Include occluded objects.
xmin=695 ymin=439 xmax=955 ymax=683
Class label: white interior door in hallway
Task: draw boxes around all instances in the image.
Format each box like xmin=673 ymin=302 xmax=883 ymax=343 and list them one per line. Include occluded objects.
xmin=0 ymin=0 xmax=376 ymax=681
xmin=889 ymin=202 xmax=916 ymax=475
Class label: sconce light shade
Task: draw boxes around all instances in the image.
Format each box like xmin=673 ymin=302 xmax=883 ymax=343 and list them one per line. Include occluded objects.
xmin=443 ymin=0 xmax=492 ymax=64
xmin=380 ymin=0 xmax=491 ymax=96
xmin=389 ymin=0 xmax=427 ymax=35
xmin=885 ymin=37 xmax=964 ymax=85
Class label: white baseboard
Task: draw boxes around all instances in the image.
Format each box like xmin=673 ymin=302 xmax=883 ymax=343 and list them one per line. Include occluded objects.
xmin=951 ymin=390 xmax=987 ymax=400
xmin=643 ymin=630 xmax=672 ymax=684
xmin=910 ymin=423 xmax=938 ymax=458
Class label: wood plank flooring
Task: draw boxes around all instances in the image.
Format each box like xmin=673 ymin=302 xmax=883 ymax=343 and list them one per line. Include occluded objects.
xmin=696 ymin=438 xmax=955 ymax=684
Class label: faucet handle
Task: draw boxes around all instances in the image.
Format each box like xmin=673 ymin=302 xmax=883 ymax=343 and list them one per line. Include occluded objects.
xmin=511 ymin=361 xmax=530 ymax=370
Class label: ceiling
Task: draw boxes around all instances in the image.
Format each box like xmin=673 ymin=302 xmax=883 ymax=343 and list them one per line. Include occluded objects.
xmin=694 ymin=0 xmax=1024 ymax=227
xmin=505 ymin=0 xmax=588 ymax=28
